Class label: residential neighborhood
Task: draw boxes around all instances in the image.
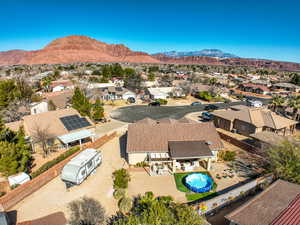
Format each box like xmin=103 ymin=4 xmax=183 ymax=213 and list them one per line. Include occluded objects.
xmin=0 ymin=1 xmax=300 ymax=223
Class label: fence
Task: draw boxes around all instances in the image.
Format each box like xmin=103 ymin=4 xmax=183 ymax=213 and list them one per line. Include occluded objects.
xmin=0 ymin=132 xmax=117 ymax=210
xmin=191 ymin=174 xmax=274 ymax=215
xmin=217 ymin=131 xmax=263 ymax=156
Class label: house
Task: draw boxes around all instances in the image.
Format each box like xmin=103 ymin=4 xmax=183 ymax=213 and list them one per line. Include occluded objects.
xmin=147 ymin=87 xmax=174 ymax=99
xmin=22 ymin=108 xmax=95 ymax=152
xmin=212 ymin=106 xmax=297 ymax=136
xmin=126 ymin=118 xmax=224 ymax=175
xmin=226 ymin=180 xmax=300 ymax=225
xmin=271 ymin=83 xmax=300 ymax=93
xmin=30 ymin=101 xmax=48 ymax=115
xmin=87 ymin=87 xmax=136 ymax=101
xmin=44 ymin=90 xmax=73 ymax=109
xmin=50 ymin=80 xmax=74 ymax=92
xmin=238 ymin=83 xmax=270 ymax=95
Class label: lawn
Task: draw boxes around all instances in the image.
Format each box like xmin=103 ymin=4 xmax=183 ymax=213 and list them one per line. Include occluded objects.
xmin=174 ymin=172 xmax=218 ymax=201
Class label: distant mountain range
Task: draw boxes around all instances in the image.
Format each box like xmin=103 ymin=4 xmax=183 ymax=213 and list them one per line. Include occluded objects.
xmin=154 ymin=49 xmax=238 ymax=58
xmin=0 ymin=35 xmax=300 ymax=71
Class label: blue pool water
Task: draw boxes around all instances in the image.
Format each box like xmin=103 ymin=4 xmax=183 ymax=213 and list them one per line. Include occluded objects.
xmin=184 ymin=173 xmax=213 ymax=193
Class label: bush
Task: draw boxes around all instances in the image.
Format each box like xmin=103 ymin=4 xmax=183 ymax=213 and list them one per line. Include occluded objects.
xmin=68 ymin=197 xmax=106 ymax=225
xmin=113 ymin=188 xmax=126 ymax=200
xmin=156 ymin=98 xmax=168 ymax=105
xmin=219 ymin=151 xmax=236 ymax=161
xmin=118 ymin=197 xmax=132 ymax=214
xmin=0 ymin=192 xmax=6 ymax=197
xmin=11 ymin=184 xmax=20 ymax=190
xmin=134 ymin=162 xmax=149 ymax=168
xmin=31 ymin=147 xmax=80 ymax=178
xmin=112 ymin=169 xmax=130 ymax=189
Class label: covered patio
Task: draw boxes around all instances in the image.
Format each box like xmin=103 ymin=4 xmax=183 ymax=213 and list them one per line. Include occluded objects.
xmin=58 ymin=129 xmax=95 ymax=149
xmin=148 ymin=141 xmax=215 ymax=176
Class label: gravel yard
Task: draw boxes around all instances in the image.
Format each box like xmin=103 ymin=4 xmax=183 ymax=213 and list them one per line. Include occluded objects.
xmin=12 ymin=137 xmax=127 ymax=223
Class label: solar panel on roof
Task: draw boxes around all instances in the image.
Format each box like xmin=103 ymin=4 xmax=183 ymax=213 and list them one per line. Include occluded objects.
xmin=60 ymin=115 xmax=91 ymax=131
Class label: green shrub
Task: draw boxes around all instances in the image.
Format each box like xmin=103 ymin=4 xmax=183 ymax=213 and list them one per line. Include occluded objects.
xmin=219 ymin=151 xmax=236 ymax=161
xmin=156 ymin=99 xmax=168 ymax=105
xmin=11 ymin=184 xmax=20 ymax=190
xmin=118 ymin=197 xmax=132 ymax=214
xmin=31 ymin=146 xmax=80 ymax=178
xmin=113 ymin=188 xmax=126 ymax=200
xmin=112 ymin=169 xmax=130 ymax=189
xmin=0 ymin=192 xmax=6 ymax=197
xmin=197 ymin=91 xmax=212 ymax=101
xmin=134 ymin=162 xmax=149 ymax=168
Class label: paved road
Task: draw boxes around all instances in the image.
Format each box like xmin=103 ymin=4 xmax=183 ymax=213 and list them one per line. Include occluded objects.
xmin=110 ymin=101 xmax=249 ymax=123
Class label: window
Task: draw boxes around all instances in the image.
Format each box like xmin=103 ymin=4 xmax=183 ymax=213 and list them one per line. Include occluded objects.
xmin=81 ymin=170 xmax=86 ymax=176
xmin=87 ymin=160 xmax=93 ymax=168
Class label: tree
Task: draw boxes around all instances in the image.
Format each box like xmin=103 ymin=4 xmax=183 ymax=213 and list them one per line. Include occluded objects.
xmin=268 ymin=140 xmax=300 ymax=184
xmin=118 ymin=197 xmax=132 ymax=214
xmin=110 ymin=192 xmax=205 ymax=225
xmin=148 ymin=72 xmax=156 ymax=81
xmin=290 ymin=73 xmax=300 ymax=85
xmin=0 ymin=126 xmax=32 ymax=177
xmin=271 ymin=95 xmax=285 ymax=113
xmin=14 ymin=77 xmax=33 ymax=102
xmin=31 ymin=125 xmax=53 ymax=157
xmin=287 ymin=96 xmax=300 ymax=120
xmin=48 ymin=100 xmax=57 ymax=111
xmin=0 ymin=80 xmax=17 ymax=110
xmin=68 ymin=197 xmax=106 ymax=225
xmin=92 ymin=98 xmax=104 ymax=121
xmin=72 ymin=87 xmax=92 ymax=117
xmin=124 ymin=70 xmax=142 ymax=91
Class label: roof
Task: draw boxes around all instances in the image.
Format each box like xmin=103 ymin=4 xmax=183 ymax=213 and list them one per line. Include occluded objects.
xmin=58 ymin=129 xmax=95 ymax=144
xmin=45 ymin=90 xmax=73 ymax=109
xmin=273 ymin=83 xmax=300 ymax=89
xmin=226 ymin=180 xmax=300 ymax=225
xmin=168 ymin=141 xmax=213 ymax=159
xmin=23 ymin=108 xmax=94 ymax=138
xmin=127 ymin=121 xmax=223 ymax=153
xmin=240 ymin=83 xmax=270 ymax=92
xmin=191 ymin=83 xmax=211 ymax=92
xmin=212 ymin=107 xmax=297 ymax=129
xmin=270 ymin=194 xmax=300 ymax=225
xmin=17 ymin=212 xmax=67 ymax=225
xmin=147 ymin=87 xmax=173 ymax=96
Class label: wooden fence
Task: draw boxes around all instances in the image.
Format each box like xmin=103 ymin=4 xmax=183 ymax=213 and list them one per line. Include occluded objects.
xmin=0 ymin=132 xmax=117 ymax=210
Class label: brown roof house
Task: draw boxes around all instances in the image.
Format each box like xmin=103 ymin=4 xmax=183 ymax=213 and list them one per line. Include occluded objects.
xmin=226 ymin=179 xmax=300 ymax=225
xmin=212 ymin=106 xmax=297 ymax=136
xmin=16 ymin=108 xmax=95 ymax=153
xmin=126 ymin=118 xmax=223 ymax=175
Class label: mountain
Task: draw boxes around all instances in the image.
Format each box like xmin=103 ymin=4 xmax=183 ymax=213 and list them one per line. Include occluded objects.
xmin=0 ymin=35 xmax=159 ymax=65
xmin=0 ymin=35 xmax=300 ymax=71
xmin=154 ymin=49 xmax=238 ymax=58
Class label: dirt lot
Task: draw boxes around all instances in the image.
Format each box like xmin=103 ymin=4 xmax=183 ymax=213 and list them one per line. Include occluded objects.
xmin=12 ymin=137 xmax=127 ymax=223
xmin=127 ymin=171 xmax=186 ymax=202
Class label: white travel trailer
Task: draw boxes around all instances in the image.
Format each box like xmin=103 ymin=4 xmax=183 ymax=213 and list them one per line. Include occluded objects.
xmin=61 ymin=148 xmax=102 ymax=187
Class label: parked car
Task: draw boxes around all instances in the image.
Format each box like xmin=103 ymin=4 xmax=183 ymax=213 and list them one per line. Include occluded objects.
xmin=191 ymin=102 xmax=201 ymax=106
xmin=148 ymin=101 xmax=161 ymax=107
xmin=201 ymin=112 xmax=212 ymax=120
xmin=127 ymin=97 xmax=136 ymax=104
xmin=246 ymin=99 xmax=263 ymax=108
xmin=61 ymin=148 xmax=102 ymax=188
xmin=204 ymin=104 xmax=219 ymax=111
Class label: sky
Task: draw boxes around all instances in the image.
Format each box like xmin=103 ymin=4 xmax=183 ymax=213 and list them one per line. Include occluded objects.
xmin=1 ymin=0 xmax=300 ymax=62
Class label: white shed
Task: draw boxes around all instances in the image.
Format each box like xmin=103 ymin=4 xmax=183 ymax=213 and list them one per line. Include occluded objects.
xmin=8 ymin=172 xmax=30 ymax=187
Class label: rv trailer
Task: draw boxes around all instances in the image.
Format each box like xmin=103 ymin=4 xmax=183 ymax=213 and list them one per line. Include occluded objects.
xmin=61 ymin=148 xmax=102 ymax=187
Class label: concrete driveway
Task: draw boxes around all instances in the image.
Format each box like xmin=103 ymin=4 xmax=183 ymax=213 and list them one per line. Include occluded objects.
xmin=12 ymin=137 xmax=127 ymax=222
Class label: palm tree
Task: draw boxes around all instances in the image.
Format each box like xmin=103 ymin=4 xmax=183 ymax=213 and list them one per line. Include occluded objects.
xmin=271 ymin=95 xmax=285 ymax=113
xmin=287 ymin=96 xmax=300 ymax=120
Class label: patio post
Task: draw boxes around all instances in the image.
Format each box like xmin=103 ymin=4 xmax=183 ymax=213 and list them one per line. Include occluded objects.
xmin=207 ymin=158 xmax=212 ymax=171
xmin=172 ymin=159 xmax=176 ymax=173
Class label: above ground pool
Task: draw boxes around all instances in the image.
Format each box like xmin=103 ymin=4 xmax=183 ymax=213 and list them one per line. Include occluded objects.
xmin=184 ymin=173 xmax=213 ymax=193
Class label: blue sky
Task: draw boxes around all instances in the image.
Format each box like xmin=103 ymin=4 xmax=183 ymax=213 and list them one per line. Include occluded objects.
xmin=1 ymin=0 xmax=300 ymax=62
